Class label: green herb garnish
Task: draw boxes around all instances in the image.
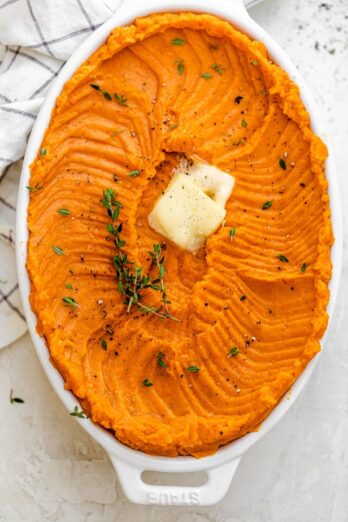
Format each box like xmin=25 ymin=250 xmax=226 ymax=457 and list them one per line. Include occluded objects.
xmin=40 ymin=148 xmax=47 ymax=156
xmin=70 ymin=405 xmax=86 ymax=418
xmin=142 ymin=378 xmax=153 ymax=387
xmin=101 ymin=339 xmax=107 ymax=350
xmin=201 ymin=72 xmax=212 ymax=79
xmin=90 ymin=83 xmax=112 ymax=101
xmin=128 ymin=169 xmax=141 ymax=177
xmin=111 ymin=129 xmax=124 ymax=137
xmin=57 ymin=208 xmax=70 ymax=216
xmin=65 ymin=282 xmax=73 ymax=289
xmin=148 ymin=243 xmax=174 ymax=318
xmin=169 ymin=123 xmax=179 ymax=130
xmin=301 ymin=262 xmax=307 ymax=273
xmin=250 ymin=60 xmax=259 ymax=66
xmin=175 ymin=59 xmax=184 ymax=75
xmin=52 ymin=245 xmax=65 ymax=256
xmin=171 ymin=38 xmax=186 ymax=46
xmin=240 ymin=294 xmax=247 ymax=302
xmin=101 ymin=188 xmax=178 ymax=321
xmin=212 ymin=63 xmax=223 ymax=75
xmin=63 ymin=296 xmax=79 ymax=309
xmin=241 ymin=119 xmax=248 ymax=128
xmin=157 ymin=352 xmax=167 ymax=368
xmin=114 ymin=92 xmax=128 ymax=106
xmin=279 ymin=158 xmax=287 ymax=171
xmin=9 ymin=389 xmax=24 ymax=404
xmin=26 ymin=183 xmax=42 ymax=192
xmin=277 ymin=254 xmax=289 ymax=263
xmin=262 ymin=200 xmax=272 ymax=210
xmin=229 ymin=227 xmax=237 ymax=239
xmin=186 ymin=366 xmax=201 ymax=373
xmin=228 ymin=346 xmax=239 ymax=358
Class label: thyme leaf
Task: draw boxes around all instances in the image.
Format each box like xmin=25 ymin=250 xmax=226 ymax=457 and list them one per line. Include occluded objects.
xmin=186 ymin=366 xmax=200 ymax=373
xmin=279 ymin=158 xmax=287 ymax=171
xmin=175 ymin=59 xmax=184 ymax=75
xmin=128 ymin=169 xmax=141 ymax=177
xmin=63 ymin=296 xmax=79 ymax=309
xmin=228 ymin=346 xmax=239 ymax=358
xmin=57 ymin=208 xmax=70 ymax=216
xmin=229 ymin=227 xmax=237 ymax=239
xmin=171 ymin=38 xmax=186 ymax=46
xmin=52 ymin=245 xmax=65 ymax=256
xmin=262 ymin=200 xmax=272 ymax=210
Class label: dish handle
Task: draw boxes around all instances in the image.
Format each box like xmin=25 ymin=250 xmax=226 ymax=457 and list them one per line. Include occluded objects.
xmin=110 ymin=457 xmax=241 ymax=506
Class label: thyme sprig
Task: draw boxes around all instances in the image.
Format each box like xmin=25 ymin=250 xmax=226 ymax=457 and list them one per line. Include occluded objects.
xmin=26 ymin=183 xmax=43 ymax=192
xmin=90 ymin=83 xmax=112 ymax=100
xmin=102 ymin=188 xmax=178 ymax=321
xmin=149 ymin=243 xmax=174 ymax=317
xmin=114 ymin=92 xmax=128 ymax=106
xmin=70 ymin=405 xmax=86 ymax=418
xmin=91 ymin=84 xmax=128 ymax=106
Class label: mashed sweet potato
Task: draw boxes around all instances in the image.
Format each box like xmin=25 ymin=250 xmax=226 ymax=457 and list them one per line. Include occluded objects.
xmin=27 ymin=12 xmax=333 ymax=457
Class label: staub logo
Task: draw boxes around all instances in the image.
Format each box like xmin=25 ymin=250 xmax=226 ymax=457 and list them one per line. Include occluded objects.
xmin=147 ymin=490 xmax=201 ymax=505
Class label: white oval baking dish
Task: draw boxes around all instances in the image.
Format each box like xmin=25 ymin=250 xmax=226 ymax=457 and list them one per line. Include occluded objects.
xmin=16 ymin=0 xmax=342 ymax=507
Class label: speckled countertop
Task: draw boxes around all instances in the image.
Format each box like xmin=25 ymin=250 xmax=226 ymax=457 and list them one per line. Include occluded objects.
xmin=1 ymin=1 xmax=347 ymax=520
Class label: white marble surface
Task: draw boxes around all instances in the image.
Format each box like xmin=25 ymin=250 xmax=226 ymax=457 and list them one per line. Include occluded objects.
xmin=1 ymin=1 xmax=348 ymax=520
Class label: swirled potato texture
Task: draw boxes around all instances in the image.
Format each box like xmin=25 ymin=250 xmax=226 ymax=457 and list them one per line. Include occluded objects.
xmin=27 ymin=13 xmax=333 ymax=457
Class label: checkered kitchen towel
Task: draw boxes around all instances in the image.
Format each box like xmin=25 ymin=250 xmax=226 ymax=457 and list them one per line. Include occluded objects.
xmin=0 ymin=0 xmax=122 ymax=349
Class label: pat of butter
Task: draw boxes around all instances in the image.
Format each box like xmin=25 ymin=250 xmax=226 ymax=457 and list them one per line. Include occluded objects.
xmin=181 ymin=163 xmax=235 ymax=208
xmin=148 ymin=162 xmax=235 ymax=252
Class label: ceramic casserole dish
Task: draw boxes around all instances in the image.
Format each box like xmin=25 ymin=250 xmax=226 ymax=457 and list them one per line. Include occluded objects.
xmin=16 ymin=0 xmax=342 ymax=506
